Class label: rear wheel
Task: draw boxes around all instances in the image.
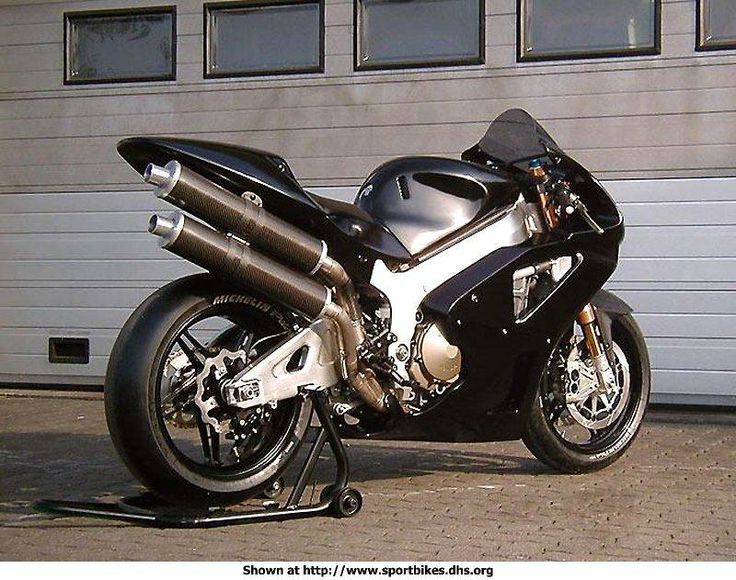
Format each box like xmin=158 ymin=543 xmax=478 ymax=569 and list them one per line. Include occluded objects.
xmin=105 ymin=275 xmax=312 ymax=506
xmin=523 ymin=313 xmax=650 ymax=473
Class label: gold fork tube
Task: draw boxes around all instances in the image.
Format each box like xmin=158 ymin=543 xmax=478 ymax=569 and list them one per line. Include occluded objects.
xmin=577 ymin=304 xmax=604 ymax=358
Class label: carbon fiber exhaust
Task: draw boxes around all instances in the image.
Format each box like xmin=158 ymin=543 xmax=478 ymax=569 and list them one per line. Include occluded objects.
xmin=145 ymin=161 xmax=324 ymax=272
xmin=149 ymin=212 xmax=387 ymax=412
xmin=145 ymin=161 xmax=348 ymax=279
xmin=145 ymin=161 xmax=361 ymax=322
xmin=149 ymin=212 xmax=330 ymax=318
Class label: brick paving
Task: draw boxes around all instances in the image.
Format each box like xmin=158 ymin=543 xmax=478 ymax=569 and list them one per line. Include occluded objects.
xmin=0 ymin=390 xmax=734 ymax=561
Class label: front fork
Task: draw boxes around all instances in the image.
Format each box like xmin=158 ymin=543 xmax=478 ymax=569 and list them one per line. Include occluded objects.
xmin=577 ymin=304 xmax=616 ymax=390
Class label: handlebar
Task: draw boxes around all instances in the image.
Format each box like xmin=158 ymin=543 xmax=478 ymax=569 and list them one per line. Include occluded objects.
xmin=554 ymin=183 xmax=604 ymax=235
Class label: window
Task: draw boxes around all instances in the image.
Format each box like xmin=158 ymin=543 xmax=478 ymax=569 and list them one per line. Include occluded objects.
xmin=697 ymin=0 xmax=736 ymax=51
xmin=518 ymin=0 xmax=660 ymax=62
xmin=205 ymin=1 xmax=323 ymax=78
xmin=64 ymin=7 xmax=176 ymax=84
xmin=356 ymin=0 xmax=484 ymax=70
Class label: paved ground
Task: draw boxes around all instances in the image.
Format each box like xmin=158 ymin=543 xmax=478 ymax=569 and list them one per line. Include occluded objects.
xmin=0 ymin=390 xmax=734 ymax=561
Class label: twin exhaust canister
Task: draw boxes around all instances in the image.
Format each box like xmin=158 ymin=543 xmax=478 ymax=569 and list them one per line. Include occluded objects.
xmin=145 ymin=160 xmax=327 ymax=275
xmin=145 ymin=160 xmax=388 ymax=413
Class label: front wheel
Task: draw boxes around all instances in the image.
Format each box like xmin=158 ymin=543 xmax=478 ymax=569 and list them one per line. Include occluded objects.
xmin=105 ymin=275 xmax=312 ymax=506
xmin=523 ymin=313 xmax=650 ymax=473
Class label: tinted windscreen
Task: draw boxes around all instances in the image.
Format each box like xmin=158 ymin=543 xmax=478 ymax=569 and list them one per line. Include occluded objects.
xmin=471 ymin=109 xmax=562 ymax=166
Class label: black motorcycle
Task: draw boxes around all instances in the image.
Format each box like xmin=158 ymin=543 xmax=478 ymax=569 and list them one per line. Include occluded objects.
xmin=105 ymin=109 xmax=650 ymax=508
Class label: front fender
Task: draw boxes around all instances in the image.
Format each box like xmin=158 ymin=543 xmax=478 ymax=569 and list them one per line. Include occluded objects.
xmin=591 ymin=289 xmax=633 ymax=314
xmin=591 ymin=289 xmax=633 ymax=349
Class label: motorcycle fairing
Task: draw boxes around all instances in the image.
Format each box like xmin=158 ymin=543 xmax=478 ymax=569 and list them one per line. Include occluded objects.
xmin=117 ymin=137 xmax=531 ymax=277
xmin=374 ymin=154 xmax=625 ymax=443
xmin=118 ymin=137 xmax=317 ymax=216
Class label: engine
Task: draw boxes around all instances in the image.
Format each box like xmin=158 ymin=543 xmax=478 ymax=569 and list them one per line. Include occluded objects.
xmin=407 ymin=323 xmax=462 ymax=394
xmin=356 ymin=289 xmax=462 ymax=408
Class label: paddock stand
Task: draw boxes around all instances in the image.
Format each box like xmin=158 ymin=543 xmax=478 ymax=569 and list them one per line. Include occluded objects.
xmin=33 ymin=393 xmax=363 ymax=528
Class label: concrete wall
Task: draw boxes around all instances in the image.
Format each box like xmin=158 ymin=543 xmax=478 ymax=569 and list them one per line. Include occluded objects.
xmin=1 ymin=0 xmax=734 ymax=403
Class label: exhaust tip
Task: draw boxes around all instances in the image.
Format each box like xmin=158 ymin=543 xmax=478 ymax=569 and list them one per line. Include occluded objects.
xmin=148 ymin=212 xmax=184 ymax=248
xmin=144 ymin=163 xmax=170 ymax=186
xmin=148 ymin=214 xmax=173 ymax=235
xmin=143 ymin=160 xmax=181 ymax=197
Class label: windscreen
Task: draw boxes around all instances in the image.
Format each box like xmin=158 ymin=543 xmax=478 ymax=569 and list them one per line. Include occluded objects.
xmin=467 ymin=109 xmax=563 ymax=167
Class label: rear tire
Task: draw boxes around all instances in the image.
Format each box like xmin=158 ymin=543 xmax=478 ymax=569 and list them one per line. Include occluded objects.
xmin=105 ymin=274 xmax=312 ymax=506
xmin=522 ymin=313 xmax=650 ymax=473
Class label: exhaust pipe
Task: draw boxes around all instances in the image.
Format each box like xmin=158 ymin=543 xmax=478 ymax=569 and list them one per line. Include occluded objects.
xmin=148 ymin=212 xmax=330 ymax=319
xmin=145 ymin=161 xmax=362 ymax=333
xmin=149 ymin=211 xmax=387 ymax=412
xmin=147 ymin=162 xmax=331 ymax=276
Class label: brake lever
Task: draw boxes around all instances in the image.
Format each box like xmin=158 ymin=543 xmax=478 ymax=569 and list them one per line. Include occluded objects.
xmin=556 ymin=184 xmax=605 ymax=235
xmin=575 ymin=203 xmax=605 ymax=235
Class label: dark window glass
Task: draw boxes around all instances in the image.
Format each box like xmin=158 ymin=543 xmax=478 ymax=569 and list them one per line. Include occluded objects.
xmin=205 ymin=1 xmax=322 ymax=77
xmin=357 ymin=0 xmax=483 ymax=70
xmin=519 ymin=0 xmax=659 ymax=61
xmin=65 ymin=8 xmax=175 ymax=84
xmin=698 ymin=0 xmax=736 ymax=50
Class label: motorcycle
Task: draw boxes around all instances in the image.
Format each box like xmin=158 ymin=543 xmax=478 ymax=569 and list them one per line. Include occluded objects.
xmin=105 ymin=109 xmax=650 ymax=508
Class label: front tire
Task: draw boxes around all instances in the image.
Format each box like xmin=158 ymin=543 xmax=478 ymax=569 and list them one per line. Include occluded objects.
xmin=523 ymin=313 xmax=650 ymax=473
xmin=105 ymin=275 xmax=312 ymax=506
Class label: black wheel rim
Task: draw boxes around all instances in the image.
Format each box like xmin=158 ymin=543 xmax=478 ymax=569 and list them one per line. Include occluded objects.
xmin=541 ymin=323 xmax=643 ymax=454
xmin=154 ymin=302 xmax=303 ymax=481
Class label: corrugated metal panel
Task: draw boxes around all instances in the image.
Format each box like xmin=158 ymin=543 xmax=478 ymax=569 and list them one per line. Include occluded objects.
xmin=606 ymin=179 xmax=736 ymax=405
xmin=0 ymin=0 xmax=734 ymax=404
xmin=2 ymin=0 xmax=736 ymax=191
xmin=0 ymin=179 xmax=734 ymax=406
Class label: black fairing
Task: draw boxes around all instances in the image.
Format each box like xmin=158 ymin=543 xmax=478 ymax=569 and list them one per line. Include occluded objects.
xmin=118 ymin=137 xmax=318 ymax=216
xmin=355 ymin=157 xmax=520 ymax=257
xmin=374 ymin=152 xmax=625 ymax=443
xmin=117 ymin=138 xmax=523 ymax=273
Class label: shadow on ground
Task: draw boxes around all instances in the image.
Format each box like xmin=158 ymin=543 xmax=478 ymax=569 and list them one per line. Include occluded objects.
xmin=0 ymin=427 xmax=546 ymax=520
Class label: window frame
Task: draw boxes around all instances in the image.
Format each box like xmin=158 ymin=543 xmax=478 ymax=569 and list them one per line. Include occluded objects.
xmin=696 ymin=0 xmax=736 ymax=52
xmin=516 ymin=0 xmax=661 ymax=63
xmin=203 ymin=0 xmax=325 ymax=79
xmin=353 ymin=0 xmax=486 ymax=72
xmin=63 ymin=6 xmax=177 ymax=85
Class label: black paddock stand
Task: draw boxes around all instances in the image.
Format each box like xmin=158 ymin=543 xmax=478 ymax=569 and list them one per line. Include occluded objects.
xmin=33 ymin=393 xmax=363 ymax=528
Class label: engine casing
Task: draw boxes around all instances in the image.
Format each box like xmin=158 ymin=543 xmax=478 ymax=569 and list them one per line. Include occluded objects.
xmin=408 ymin=323 xmax=462 ymax=391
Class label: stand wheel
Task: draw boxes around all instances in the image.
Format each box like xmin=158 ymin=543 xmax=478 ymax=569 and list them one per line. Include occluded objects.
xmin=332 ymin=487 xmax=362 ymax=518
xmin=260 ymin=477 xmax=285 ymax=500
